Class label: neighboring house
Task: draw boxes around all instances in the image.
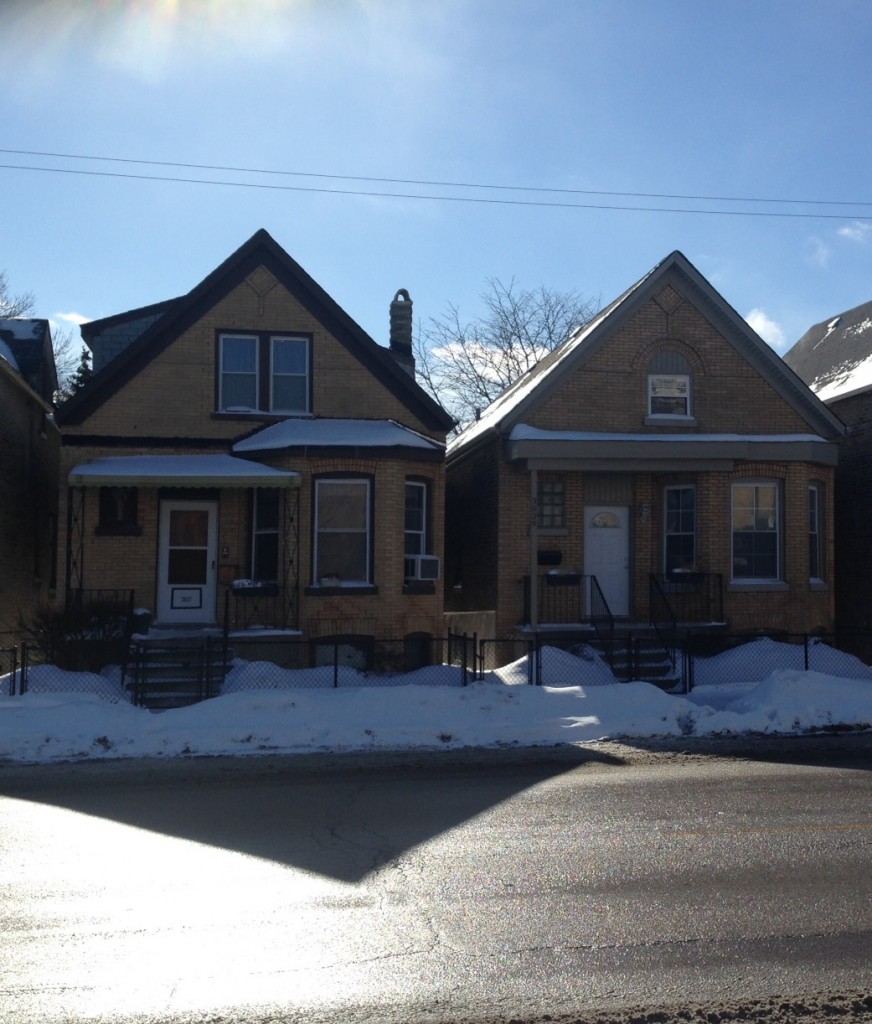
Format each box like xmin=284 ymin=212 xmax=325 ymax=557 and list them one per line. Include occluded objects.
xmin=445 ymin=251 xmax=845 ymax=644
xmin=55 ymin=230 xmax=454 ymax=659
xmin=0 ymin=318 xmax=60 ymax=642
xmin=783 ymin=300 xmax=872 ymax=630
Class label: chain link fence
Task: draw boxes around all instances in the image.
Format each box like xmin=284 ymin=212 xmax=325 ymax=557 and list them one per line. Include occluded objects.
xmin=3 ymin=629 xmax=871 ymax=706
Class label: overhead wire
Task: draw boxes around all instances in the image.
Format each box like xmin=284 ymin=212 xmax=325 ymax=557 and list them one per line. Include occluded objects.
xmin=2 ymin=148 xmax=872 ymax=220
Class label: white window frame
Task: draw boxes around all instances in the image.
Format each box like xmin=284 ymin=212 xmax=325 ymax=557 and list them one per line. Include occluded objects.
xmin=731 ymin=481 xmax=781 ymax=582
xmin=219 ymin=334 xmax=259 ymax=412
xmin=270 ymin=336 xmax=309 ymax=414
xmin=314 ymin=478 xmax=371 ymax=586
xmin=218 ymin=332 xmax=310 ymax=414
xmin=404 ymin=481 xmax=427 ymax=558
xmin=648 ymin=373 xmax=691 ymax=417
xmin=664 ymin=485 xmax=696 ymax=573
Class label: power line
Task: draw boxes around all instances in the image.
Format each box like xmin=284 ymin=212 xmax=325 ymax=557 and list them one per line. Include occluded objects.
xmin=3 ymin=158 xmax=872 ymax=221
xmin=2 ymin=147 xmax=870 ymax=208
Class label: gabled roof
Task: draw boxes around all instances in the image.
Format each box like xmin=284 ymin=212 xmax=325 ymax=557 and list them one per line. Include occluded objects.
xmin=0 ymin=317 xmax=58 ymax=402
xmin=783 ymin=297 xmax=872 ymax=403
xmin=57 ymin=229 xmax=454 ymax=432
xmin=449 ymin=251 xmax=844 ymax=461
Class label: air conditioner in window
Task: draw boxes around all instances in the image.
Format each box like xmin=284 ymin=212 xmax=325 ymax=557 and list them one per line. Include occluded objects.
xmin=405 ymin=554 xmax=440 ymax=581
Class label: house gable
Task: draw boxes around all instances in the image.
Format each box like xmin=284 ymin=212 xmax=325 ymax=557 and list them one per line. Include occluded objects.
xmin=449 ymin=252 xmax=844 ymax=462
xmin=58 ymin=229 xmax=453 ymax=436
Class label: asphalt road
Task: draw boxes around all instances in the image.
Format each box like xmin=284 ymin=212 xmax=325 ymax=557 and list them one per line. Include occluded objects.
xmin=1 ymin=737 xmax=871 ymax=1024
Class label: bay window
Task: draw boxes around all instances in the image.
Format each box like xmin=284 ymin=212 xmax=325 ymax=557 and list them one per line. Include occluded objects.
xmin=314 ymin=478 xmax=371 ymax=585
xmin=732 ymin=482 xmax=780 ymax=580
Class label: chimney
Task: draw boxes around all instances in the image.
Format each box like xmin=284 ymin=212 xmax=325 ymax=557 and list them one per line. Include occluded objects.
xmin=389 ymin=289 xmax=415 ymax=377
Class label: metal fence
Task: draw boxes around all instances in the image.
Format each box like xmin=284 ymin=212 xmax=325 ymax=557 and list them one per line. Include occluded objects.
xmin=3 ymin=628 xmax=871 ymax=706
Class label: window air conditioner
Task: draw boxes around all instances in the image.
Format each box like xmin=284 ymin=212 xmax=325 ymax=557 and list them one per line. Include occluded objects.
xmin=405 ymin=554 xmax=440 ymax=581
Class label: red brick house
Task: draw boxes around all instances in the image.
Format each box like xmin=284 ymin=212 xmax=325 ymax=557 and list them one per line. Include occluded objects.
xmin=0 ymin=319 xmax=59 ymax=643
xmin=446 ymin=251 xmax=845 ymax=644
xmin=55 ymin=230 xmax=454 ymax=657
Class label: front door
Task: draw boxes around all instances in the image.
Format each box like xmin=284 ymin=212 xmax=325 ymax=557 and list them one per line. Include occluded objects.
xmin=157 ymin=500 xmax=218 ymax=624
xmin=583 ymin=505 xmax=630 ymax=616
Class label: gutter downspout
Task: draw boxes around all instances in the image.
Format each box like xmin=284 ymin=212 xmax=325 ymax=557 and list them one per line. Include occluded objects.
xmin=529 ymin=468 xmax=538 ymax=631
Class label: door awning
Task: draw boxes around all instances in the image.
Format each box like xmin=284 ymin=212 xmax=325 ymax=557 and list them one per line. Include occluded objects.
xmin=68 ymin=454 xmax=301 ymax=488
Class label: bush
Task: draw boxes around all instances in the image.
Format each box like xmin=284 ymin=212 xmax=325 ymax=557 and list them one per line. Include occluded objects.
xmin=19 ymin=595 xmax=133 ymax=673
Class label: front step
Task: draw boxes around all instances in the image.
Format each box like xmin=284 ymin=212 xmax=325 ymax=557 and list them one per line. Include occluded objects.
xmin=591 ymin=632 xmax=681 ymax=687
xmin=128 ymin=637 xmax=231 ymax=708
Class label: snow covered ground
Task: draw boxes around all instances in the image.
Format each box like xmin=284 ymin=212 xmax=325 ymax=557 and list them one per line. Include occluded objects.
xmin=1 ymin=639 xmax=870 ymax=764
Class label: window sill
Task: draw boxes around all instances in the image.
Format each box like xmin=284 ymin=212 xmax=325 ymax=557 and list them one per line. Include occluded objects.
xmin=645 ymin=414 xmax=697 ymax=427
xmin=305 ymin=584 xmax=378 ymax=597
xmin=536 ymin=527 xmax=568 ymax=537
xmin=809 ymin=578 xmax=828 ymax=592
xmin=727 ymin=580 xmax=789 ymax=593
xmin=403 ymin=581 xmax=436 ymax=595
xmin=95 ymin=525 xmax=143 ymax=537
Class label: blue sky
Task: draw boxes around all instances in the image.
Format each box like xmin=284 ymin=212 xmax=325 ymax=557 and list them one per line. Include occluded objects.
xmin=3 ymin=0 xmax=872 ymax=357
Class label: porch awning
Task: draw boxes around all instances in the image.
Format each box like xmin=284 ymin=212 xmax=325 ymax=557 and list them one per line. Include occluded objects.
xmin=68 ymin=454 xmax=301 ymax=488
xmin=506 ymin=426 xmax=838 ymax=469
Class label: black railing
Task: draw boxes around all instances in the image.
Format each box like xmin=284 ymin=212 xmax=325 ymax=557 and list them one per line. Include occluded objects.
xmin=588 ymin=576 xmax=615 ymax=671
xmin=522 ymin=573 xmax=603 ymax=625
xmin=650 ymin=572 xmax=724 ymax=624
xmin=649 ymin=575 xmax=677 ymax=676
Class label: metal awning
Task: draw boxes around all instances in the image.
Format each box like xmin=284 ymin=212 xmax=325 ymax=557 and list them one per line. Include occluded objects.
xmin=68 ymin=454 xmax=301 ymax=488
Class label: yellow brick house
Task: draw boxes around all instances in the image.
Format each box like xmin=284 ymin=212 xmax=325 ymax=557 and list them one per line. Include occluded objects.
xmin=56 ymin=230 xmax=454 ymax=660
xmin=446 ymin=251 xmax=845 ymax=647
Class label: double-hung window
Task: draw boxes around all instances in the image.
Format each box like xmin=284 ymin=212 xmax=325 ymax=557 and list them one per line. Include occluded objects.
xmin=314 ymin=478 xmax=371 ymax=585
xmin=647 ymin=352 xmax=692 ymax=418
xmin=405 ymin=481 xmax=427 ymax=559
xmin=219 ymin=332 xmax=310 ymax=413
xmin=664 ymin=485 xmax=695 ymax=573
xmin=251 ymin=489 xmax=279 ymax=582
xmin=732 ymin=482 xmax=780 ymax=580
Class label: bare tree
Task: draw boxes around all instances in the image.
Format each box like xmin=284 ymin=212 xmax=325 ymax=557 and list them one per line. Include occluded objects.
xmin=0 ymin=269 xmax=35 ymax=318
xmin=1 ymin=269 xmax=89 ymax=402
xmin=414 ymin=278 xmax=598 ymax=428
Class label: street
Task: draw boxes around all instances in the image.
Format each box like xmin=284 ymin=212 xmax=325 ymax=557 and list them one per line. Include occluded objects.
xmin=1 ymin=742 xmax=871 ymax=1024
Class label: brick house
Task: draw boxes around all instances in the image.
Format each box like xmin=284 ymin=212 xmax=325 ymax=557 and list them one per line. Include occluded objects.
xmin=0 ymin=319 xmax=60 ymax=642
xmin=55 ymin=230 xmax=454 ymax=656
xmin=783 ymin=299 xmax=872 ymax=629
xmin=446 ymin=251 xmax=845 ymax=644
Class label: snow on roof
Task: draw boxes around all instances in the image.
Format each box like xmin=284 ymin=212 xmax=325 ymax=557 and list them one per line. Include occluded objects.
xmin=509 ymin=425 xmax=830 ymax=444
xmin=68 ymin=455 xmax=300 ymax=488
xmin=0 ymin=317 xmax=45 ymax=342
xmin=233 ymin=418 xmax=444 ymax=453
xmin=810 ymin=347 xmax=872 ymax=403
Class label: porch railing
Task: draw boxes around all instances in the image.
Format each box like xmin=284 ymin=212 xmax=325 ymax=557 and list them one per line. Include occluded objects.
xmin=649 ymin=574 xmax=677 ymax=676
xmin=649 ymin=572 xmax=724 ymax=625
xmin=522 ymin=573 xmax=600 ymax=625
xmin=588 ymin=575 xmax=615 ymax=671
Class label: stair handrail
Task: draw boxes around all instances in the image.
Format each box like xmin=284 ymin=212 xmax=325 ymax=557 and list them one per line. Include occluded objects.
xmin=588 ymin=575 xmax=615 ymax=669
xmin=649 ymin=573 xmax=677 ymax=674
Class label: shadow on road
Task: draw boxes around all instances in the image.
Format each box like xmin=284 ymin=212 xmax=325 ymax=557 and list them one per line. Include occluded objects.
xmin=0 ymin=745 xmax=626 ymax=882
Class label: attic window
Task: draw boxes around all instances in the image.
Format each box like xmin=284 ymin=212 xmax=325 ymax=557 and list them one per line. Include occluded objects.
xmin=218 ymin=332 xmax=310 ymax=414
xmin=647 ymin=351 xmax=692 ymax=418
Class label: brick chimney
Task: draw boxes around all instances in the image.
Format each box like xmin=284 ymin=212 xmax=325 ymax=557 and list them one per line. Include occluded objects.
xmin=389 ymin=289 xmax=415 ymax=377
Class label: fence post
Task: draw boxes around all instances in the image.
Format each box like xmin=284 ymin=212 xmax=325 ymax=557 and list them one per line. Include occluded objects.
xmin=333 ymin=642 xmax=339 ymax=689
xmin=20 ymin=643 xmax=28 ymax=695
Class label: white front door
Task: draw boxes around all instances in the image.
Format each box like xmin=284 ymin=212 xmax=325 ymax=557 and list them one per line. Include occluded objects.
xmin=157 ymin=500 xmax=218 ymax=624
xmin=583 ymin=505 xmax=630 ymax=616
